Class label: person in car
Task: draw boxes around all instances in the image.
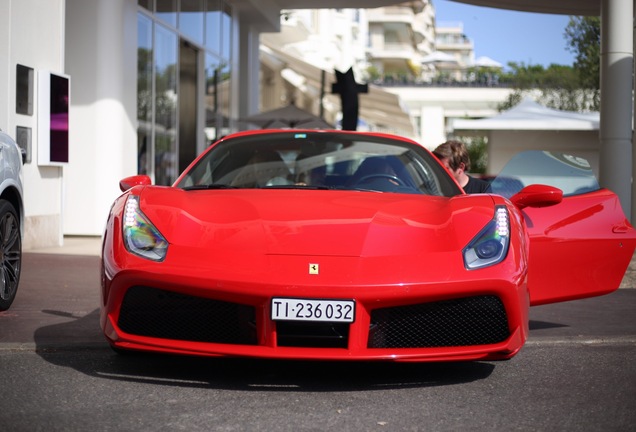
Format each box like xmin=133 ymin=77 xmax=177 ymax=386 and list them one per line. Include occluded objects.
xmin=433 ymin=140 xmax=491 ymax=194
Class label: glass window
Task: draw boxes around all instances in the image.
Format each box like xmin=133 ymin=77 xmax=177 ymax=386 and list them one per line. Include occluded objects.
xmin=156 ymin=0 xmax=177 ymax=27
xmin=204 ymin=55 xmax=231 ymax=141
xmin=137 ymin=14 xmax=153 ymax=176
xmin=176 ymin=131 xmax=458 ymax=197
xmin=217 ymin=59 xmax=231 ymax=138
xmin=138 ymin=0 xmax=153 ymax=11
xmin=154 ymin=24 xmax=178 ymax=185
xmin=495 ymin=151 xmax=600 ymax=198
xmin=205 ymin=0 xmax=221 ymax=54
xmin=179 ymin=0 xmax=204 ymax=44
xmin=205 ymin=54 xmax=221 ymax=142
xmin=220 ymin=1 xmax=232 ymax=60
xmin=136 ymin=1 xmax=234 ymax=183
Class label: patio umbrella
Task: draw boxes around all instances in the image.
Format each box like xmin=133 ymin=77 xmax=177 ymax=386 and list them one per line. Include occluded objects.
xmin=242 ymin=103 xmax=333 ymax=129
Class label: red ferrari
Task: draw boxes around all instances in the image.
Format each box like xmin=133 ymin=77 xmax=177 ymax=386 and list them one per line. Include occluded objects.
xmin=100 ymin=130 xmax=635 ymax=361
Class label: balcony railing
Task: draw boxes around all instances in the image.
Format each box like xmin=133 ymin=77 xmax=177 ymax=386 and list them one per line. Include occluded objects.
xmin=371 ymin=75 xmax=513 ymax=88
xmin=367 ymin=6 xmax=420 ymax=24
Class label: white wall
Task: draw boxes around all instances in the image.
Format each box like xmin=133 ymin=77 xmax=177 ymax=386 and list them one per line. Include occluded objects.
xmin=0 ymin=1 xmax=9 ymax=129
xmin=418 ymin=106 xmax=445 ymax=149
xmin=64 ymin=0 xmax=137 ymax=236
xmin=385 ymin=86 xmax=512 ymax=146
xmin=0 ymin=0 xmax=67 ymax=249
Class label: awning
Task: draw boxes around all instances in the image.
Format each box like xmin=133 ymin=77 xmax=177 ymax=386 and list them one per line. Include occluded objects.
xmin=260 ymin=43 xmax=415 ymax=137
xmin=241 ymin=103 xmax=333 ymax=129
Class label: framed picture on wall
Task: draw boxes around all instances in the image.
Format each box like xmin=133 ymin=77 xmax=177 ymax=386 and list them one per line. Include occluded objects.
xmin=38 ymin=70 xmax=70 ymax=165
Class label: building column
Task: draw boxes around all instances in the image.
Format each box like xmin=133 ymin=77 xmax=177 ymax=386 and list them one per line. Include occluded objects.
xmin=235 ymin=19 xmax=261 ymax=125
xmin=599 ymin=0 xmax=634 ymax=221
xmin=420 ymin=106 xmax=446 ymax=149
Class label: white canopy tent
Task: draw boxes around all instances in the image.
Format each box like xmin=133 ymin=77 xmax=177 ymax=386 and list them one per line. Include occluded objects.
xmin=453 ymin=98 xmax=601 ymax=176
xmin=473 ymin=56 xmax=504 ymax=68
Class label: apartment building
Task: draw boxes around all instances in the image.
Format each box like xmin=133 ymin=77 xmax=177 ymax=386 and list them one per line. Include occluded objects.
xmin=433 ymin=21 xmax=474 ymax=82
xmin=366 ymin=1 xmax=435 ymax=81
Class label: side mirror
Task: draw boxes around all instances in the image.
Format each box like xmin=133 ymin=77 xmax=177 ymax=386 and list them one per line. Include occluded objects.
xmin=119 ymin=175 xmax=152 ymax=192
xmin=510 ymin=184 xmax=563 ymax=210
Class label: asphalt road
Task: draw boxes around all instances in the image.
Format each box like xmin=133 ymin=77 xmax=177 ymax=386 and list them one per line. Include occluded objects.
xmin=0 ymin=252 xmax=634 ymax=431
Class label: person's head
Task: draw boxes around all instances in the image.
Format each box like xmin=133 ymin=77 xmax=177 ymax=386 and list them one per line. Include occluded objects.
xmin=432 ymin=140 xmax=471 ymax=181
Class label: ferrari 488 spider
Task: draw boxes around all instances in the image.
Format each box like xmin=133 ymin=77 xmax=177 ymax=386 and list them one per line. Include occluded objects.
xmin=100 ymin=130 xmax=635 ymax=361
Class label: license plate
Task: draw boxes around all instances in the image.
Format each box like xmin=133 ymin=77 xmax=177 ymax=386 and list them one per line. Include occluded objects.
xmin=271 ymin=298 xmax=355 ymax=323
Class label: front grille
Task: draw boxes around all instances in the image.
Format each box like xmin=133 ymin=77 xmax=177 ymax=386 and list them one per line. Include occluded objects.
xmin=276 ymin=321 xmax=349 ymax=348
xmin=118 ymin=286 xmax=257 ymax=345
xmin=368 ymin=295 xmax=510 ymax=348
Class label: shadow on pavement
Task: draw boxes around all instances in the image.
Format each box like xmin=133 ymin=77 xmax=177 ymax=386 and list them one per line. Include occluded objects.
xmin=528 ymin=320 xmax=568 ymax=331
xmin=33 ymin=307 xmax=496 ymax=391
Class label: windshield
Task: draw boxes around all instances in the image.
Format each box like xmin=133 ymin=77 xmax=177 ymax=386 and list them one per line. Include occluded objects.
xmin=492 ymin=151 xmax=600 ymax=198
xmin=176 ymin=131 xmax=460 ymax=196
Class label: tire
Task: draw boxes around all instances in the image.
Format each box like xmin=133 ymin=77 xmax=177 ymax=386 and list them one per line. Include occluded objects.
xmin=0 ymin=199 xmax=22 ymax=311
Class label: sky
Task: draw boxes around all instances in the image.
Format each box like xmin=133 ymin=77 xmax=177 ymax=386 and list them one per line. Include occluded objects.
xmin=434 ymin=1 xmax=576 ymax=68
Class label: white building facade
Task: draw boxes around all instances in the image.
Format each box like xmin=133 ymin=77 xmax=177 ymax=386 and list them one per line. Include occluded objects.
xmin=2 ymin=0 xmax=283 ymax=248
xmin=366 ymin=1 xmax=435 ymax=80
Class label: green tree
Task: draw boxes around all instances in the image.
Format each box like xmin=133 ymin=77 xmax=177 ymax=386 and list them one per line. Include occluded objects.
xmin=465 ymin=66 xmax=511 ymax=86
xmin=498 ymin=16 xmax=600 ymax=113
xmin=466 ymin=137 xmax=488 ymax=174
xmin=565 ymin=16 xmax=601 ymax=109
xmin=498 ymin=62 xmax=590 ymax=112
xmin=365 ymin=65 xmax=381 ymax=82
xmin=453 ymin=136 xmax=488 ymax=174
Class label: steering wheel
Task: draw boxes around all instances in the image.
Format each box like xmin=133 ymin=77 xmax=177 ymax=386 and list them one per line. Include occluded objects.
xmin=353 ymin=174 xmax=407 ymax=187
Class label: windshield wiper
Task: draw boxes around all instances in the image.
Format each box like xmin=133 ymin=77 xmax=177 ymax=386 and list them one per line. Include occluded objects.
xmin=182 ymin=184 xmax=238 ymax=191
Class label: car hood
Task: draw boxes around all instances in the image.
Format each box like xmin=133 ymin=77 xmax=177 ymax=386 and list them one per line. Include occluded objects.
xmin=138 ymin=188 xmax=495 ymax=258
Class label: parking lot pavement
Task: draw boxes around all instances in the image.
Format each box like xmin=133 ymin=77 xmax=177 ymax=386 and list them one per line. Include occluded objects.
xmin=1 ymin=252 xmax=103 ymax=348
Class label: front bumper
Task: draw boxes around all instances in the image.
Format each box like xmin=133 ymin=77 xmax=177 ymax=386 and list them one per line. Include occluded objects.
xmin=101 ymin=266 xmax=529 ymax=362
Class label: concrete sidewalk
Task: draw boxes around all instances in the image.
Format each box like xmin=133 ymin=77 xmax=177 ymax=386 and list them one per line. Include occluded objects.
xmin=25 ymin=236 xmax=102 ymax=257
xmin=24 ymin=236 xmax=636 ymax=288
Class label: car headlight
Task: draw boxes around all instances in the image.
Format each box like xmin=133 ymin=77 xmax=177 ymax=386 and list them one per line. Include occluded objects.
xmin=463 ymin=206 xmax=510 ymax=270
xmin=123 ymin=195 xmax=168 ymax=261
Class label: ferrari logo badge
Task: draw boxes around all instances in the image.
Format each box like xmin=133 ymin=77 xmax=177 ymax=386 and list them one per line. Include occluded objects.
xmin=309 ymin=263 xmax=319 ymax=275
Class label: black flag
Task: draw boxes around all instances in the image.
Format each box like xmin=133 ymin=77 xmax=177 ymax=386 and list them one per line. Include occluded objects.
xmin=332 ymin=68 xmax=368 ymax=131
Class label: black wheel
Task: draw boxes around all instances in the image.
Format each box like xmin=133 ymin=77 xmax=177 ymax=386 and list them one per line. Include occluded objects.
xmin=0 ymin=199 xmax=21 ymax=311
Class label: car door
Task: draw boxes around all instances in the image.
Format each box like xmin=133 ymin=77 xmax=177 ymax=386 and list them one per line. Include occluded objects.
xmin=494 ymin=151 xmax=636 ymax=306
